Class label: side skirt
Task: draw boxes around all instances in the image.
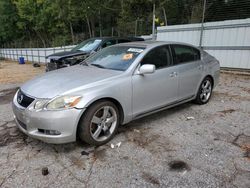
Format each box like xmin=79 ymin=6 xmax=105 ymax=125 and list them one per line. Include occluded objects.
xmin=133 ymin=95 xmax=195 ymax=121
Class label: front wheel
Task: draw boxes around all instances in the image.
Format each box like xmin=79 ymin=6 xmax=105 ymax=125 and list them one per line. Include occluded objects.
xmin=194 ymin=77 xmax=213 ymax=105
xmin=78 ymin=101 xmax=120 ymax=146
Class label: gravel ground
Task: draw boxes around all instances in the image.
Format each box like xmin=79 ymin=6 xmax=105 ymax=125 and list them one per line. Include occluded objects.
xmin=0 ymin=64 xmax=249 ymax=187
xmin=0 ymin=60 xmax=44 ymax=84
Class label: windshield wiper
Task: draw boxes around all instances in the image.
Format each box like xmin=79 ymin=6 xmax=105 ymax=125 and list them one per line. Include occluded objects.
xmin=80 ymin=61 xmax=89 ymax=66
xmin=91 ymin=64 xmax=105 ymax=69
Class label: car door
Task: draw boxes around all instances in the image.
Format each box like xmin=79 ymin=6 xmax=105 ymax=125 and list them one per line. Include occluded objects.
xmin=132 ymin=45 xmax=179 ymax=117
xmin=171 ymin=45 xmax=203 ymax=100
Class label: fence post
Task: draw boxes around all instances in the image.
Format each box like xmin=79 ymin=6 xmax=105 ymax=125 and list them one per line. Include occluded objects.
xmin=3 ymin=44 xmax=5 ymax=59
xmin=0 ymin=46 xmax=1 ymax=59
xmin=15 ymin=42 xmax=18 ymax=61
xmin=20 ymin=48 xmax=23 ymax=60
xmin=25 ymin=49 xmax=28 ymax=62
xmin=7 ymin=44 xmax=9 ymax=59
xmin=30 ymin=41 xmax=34 ymax=64
xmin=31 ymin=48 xmax=34 ymax=63
xmin=8 ymin=43 xmax=10 ymax=60
xmin=45 ymin=48 xmax=47 ymax=64
xmin=38 ymin=48 xmax=40 ymax=64
xmin=199 ymin=0 xmax=207 ymax=48
xmin=4 ymin=44 xmax=6 ymax=59
xmin=11 ymin=42 xmax=14 ymax=60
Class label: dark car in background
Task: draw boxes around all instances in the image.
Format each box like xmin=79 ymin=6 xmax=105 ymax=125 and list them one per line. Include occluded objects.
xmin=45 ymin=37 xmax=144 ymax=71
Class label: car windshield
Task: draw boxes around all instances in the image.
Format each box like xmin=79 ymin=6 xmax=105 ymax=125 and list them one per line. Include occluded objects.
xmin=72 ymin=39 xmax=102 ymax=52
xmin=85 ymin=46 xmax=145 ymax=71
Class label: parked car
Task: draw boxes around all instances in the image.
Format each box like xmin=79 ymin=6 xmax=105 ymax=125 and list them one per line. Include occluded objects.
xmin=45 ymin=37 xmax=144 ymax=72
xmin=12 ymin=41 xmax=220 ymax=145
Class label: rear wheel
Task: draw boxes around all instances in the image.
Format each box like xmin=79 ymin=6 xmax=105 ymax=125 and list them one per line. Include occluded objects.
xmin=78 ymin=101 xmax=120 ymax=146
xmin=194 ymin=77 xmax=213 ymax=105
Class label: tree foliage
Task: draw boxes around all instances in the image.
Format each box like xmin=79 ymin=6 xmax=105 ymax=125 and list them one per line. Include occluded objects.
xmin=0 ymin=0 xmax=250 ymax=47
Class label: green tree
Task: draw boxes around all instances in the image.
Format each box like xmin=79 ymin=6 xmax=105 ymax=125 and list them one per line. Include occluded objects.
xmin=0 ymin=0 xmax=19 ymax=45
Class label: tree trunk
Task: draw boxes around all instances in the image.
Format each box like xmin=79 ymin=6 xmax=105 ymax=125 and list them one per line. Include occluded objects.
xmin=86 ymin=15 xmax=92 ymax=38
xmin=90 ymin=18 xmax=95 ymax=37
xmin=69 ymin=21 xmax=75 ymax=44
xmin=121 ymin=0 xmax=124 ymax=13
xmin=162 ymin=7 xmax=167 ymax=26
xmin=35 ymin=30 xmax=46 ymax=48
xmin=98 ymin=10 xmax=102 ymax=37
xmin=190 ymin=0 xmax=203 ymax=23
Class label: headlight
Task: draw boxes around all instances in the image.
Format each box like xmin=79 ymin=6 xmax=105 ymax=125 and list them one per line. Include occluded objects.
xmin=46 ymin=96 xmax=82 ymax=110
xmin=34 ymin=100 xmax=48 ymax=110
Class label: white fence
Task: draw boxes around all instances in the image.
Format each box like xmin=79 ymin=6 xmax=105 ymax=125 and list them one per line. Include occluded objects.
xmin=157 ymin=18 xmax=250 ymax=69
xmin=0 ymin=45 xmax=76 ymax=64
xmin=0 ymin=36 xmax=152 ymax=64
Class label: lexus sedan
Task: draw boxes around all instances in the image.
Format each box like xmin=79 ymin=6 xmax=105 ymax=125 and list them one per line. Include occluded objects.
xmin=12 ymin=41 xmax=220 ymax=145
xmin=45 ymin=37 xmax=144 ymax=72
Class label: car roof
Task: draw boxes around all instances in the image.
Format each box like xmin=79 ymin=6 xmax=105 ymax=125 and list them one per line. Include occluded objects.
xmin=89 ymin=36 xmax=144 ymax=41
xmin=116 ymin=40 xmax=200 ymax=50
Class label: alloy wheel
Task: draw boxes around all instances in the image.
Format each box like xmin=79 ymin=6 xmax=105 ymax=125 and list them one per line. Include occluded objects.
xmin=200 ymin=79 xmax=212 ymax=103
xmin=90 ymin=106 xmax=118 ymax=142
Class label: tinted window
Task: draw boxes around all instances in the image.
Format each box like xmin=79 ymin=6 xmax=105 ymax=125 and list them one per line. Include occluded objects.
xmin=117 ymin=39 xmax=131 ymax=43
xmin=102 ymin=40 xmax=116 ymax=48
xmin=172 ymin=45 xmax=200 ymax=64
xmin=141 ymin=45 xmax=172 ymax=69
xmin=86 ymin=46 xmax=144 ymax=71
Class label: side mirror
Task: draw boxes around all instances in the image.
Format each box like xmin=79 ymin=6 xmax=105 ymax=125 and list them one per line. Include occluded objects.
xmin=138 ymin=64 xmax=156 ymax=75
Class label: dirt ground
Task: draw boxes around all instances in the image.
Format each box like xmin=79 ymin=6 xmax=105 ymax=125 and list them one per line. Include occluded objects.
xmin=0 ymin=61 xmax=249 ymax=187
xmin=0 ymin=60 xmax=44 ymax=84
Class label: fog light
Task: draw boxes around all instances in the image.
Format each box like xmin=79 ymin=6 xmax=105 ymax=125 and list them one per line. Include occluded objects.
xmin=38 ymin=129 xmax=61 ymax=135
xmin=46 ymin=130 xmax=61 ymax=135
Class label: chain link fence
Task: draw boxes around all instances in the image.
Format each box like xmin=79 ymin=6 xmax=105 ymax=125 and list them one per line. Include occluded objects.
xmin=157 ymin=0 xmax=250 ymax=69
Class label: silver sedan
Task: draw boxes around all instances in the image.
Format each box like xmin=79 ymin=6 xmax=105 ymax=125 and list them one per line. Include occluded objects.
xmin=12 ymin=41 xmax=220 ymax=145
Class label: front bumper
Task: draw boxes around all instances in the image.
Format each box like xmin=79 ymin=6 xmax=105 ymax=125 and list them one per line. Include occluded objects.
xmin=12 ymin=97 xmax=85 ymax=144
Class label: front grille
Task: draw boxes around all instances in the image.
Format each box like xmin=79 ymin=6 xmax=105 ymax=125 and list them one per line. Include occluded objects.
xmin=17 ymin=118 xmax=27 ymax=130
xmin=17 ymin=90 xmax=35 ymax=108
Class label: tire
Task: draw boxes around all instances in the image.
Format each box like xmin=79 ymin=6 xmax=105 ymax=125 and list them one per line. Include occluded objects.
xmin=194 ymin=77 xmax=213 ymax=105
xmin=78 ymin=100 xmax=120 ymax=146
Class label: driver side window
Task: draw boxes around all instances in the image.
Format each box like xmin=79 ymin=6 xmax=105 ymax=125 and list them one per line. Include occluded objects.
xmin=102 ymin=40 xmax=117 ymax=48
xmin=141 ymin=45 xmax=172 ymax=69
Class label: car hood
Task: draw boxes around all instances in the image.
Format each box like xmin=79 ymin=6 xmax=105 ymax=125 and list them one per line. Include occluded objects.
xmin=21 ymin=65 xmax=122 ymax=99
xmin=46 ymin=50 xmax=89 ymax=60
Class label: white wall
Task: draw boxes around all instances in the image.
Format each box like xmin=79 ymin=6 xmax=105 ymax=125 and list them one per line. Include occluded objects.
xmin=157 ymin=19 xmax=250 ymax=69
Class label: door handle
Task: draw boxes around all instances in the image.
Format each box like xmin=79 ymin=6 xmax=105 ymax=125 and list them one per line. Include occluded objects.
xmin=170 ymin=72 xmax=177 ymax=77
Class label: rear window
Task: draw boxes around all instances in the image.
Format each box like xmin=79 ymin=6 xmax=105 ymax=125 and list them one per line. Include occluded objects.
xmin=172 ymin=45 xmax=200 ymax=64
